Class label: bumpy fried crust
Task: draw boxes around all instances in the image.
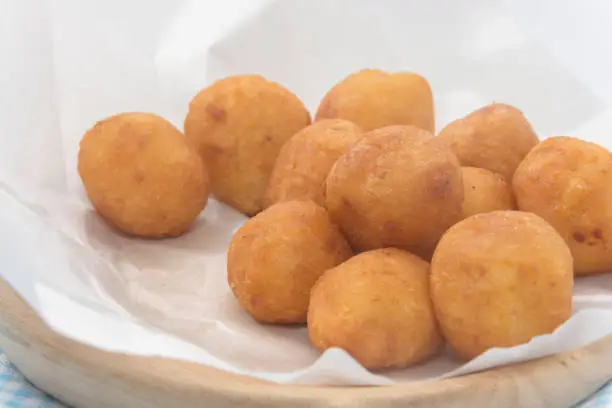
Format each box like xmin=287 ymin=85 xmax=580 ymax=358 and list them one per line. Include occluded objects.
xmin=308 ymin=248 xmax=443 ymax=370
xmin=437 ymin=103 xmax=539 ymax=181
xmin=184 ymin=75 xmax=311 ymax=216
xmin=264 ymin=119 xmax=363 ymax=209
xmin=227 ymin=200 xmax=352 ymax=324
xmin=325 ymin=125 xmax=463 ymax=258
xmin=513 ymin=136 xmax=612 ymax=275
xmin=78 ymin=112 xmax=209 ymax=238
xmin=315 ymin=69 xmax=434 ymax=132
xmin=459 ymin=166 xmax=516 ymax=220
xmin=430 ymin=211 xmax=573 ymax=360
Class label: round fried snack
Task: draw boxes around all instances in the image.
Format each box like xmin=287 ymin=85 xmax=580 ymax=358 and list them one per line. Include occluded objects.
xmin=308 ymin=248 xmax=443 ymax=370
xmin=227 ymin=200 xmax=352 ymax=324
xmin=326 ymin=125 xmax=463 ymax=257
xmin=315 ymin=69 xmax=434 ymax=132
xmin=264 ymin=119 xmax=363 ymax=208
xmin=78 ymin=112 xmax=209 ymax=238
xmin=459 ymin=166 xmax=516 ymax=220
xmin=431 ymin=211 xmax=573 ymax=360
xmin=513 ymin=136 xmax=612 ymax=275
xmin=184 ymin=75 xmax=311 ymax=216
xmin=438 ymin=103 xmax=539 ymax=181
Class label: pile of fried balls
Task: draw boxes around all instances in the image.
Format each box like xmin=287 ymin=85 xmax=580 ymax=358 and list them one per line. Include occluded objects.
xmin=78 ymin=69 xmax=612 ymax=370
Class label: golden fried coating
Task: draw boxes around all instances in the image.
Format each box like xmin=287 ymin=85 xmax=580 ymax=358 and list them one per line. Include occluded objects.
xmin=308 ymin=248 xmax=443 ymax=370
xmin=184 ymin=75 xmax=311 ymax=216
xmin=513 ymin=136 xmax=612 ymax=275
xmin=325 ymin=125 xmax=463 ymax=257
xmin=78 ymin=112 xmax=209 ymax=238
xmin=437 ymin=103 xmax=539 ymax=181
xmin=264 ymin=119 xmax=363 ymax=209
xmin=315 ymin=69 xmax=434 ymax=132
xmin=459 ymin=166 xmax=516 ymax=220
xmin=227 ymin=200 xmax=352 ymax=324
xmin=430 ymin=211 xmax=573 ymax=360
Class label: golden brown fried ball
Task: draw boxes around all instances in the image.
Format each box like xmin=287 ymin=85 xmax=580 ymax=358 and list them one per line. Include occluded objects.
xmin=430 ymin=211 xmax=573 ymax=360
xmin=184 ymin=75 xmax=311 ymax=216
xmin=325 ymin=125 xmax=463 ymax=257
xmin=438 ymin=103 xmax=539 ymax=181
xmin=264 ymin=119 xmax=363 ymax=209
xmin=227 ymin=200 xmax=352 ymax=324
xmin=513 ymin=136 xmax=612 ymax=275
xmin=78 ymin=112 xmax=209 ymax=238
xmin=459 ymin=166 xmax=516 ymax=220
xmin=308 ymin=248 xmax=443 ymax=370
xmin=315 ymin=69 xmax=434 ymax=132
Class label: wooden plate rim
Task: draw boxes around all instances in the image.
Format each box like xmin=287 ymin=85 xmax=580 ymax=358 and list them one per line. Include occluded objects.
xmin=1 ymin=279 xmax=610 ymax=407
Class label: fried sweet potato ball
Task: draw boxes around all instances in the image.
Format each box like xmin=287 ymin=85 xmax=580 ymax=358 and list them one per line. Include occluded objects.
xmin=78 ymin=112 xmax=209 ymax=238
xmin=437 ymin=103 xmax=539 ymax=181
xmin=431 ymin=211 xmax=573 ymax=360
xmin=264 ymin=119 xmax=363 ymax=209
xmin=325 ymin=125 xmax=463 ymax=257
xmin=315 ymin=69 xmax=434 ymax=132
xmin=513 ymin=136 xmax=612 ymax=275
xmin=227 ymin=200 xmax=352 ymax=324
xmin=308 ymin=248 xmax=443 ymax=370
xmin=459 ymin=166 xmax=516 ymax=220
xmin=184 ymin=75 xmax=311 ymax=216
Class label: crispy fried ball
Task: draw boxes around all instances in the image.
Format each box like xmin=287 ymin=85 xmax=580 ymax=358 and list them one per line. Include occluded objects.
xmin=459 ymin=167 xmax=516 ymax=220
xmin=184 ymin=75 xmax=311 ymax=216
xmin=264 ymin=119 xmax=363 ymax=208
xmin=438 ymin=103 xmax=539 ymax=181
xmin=227 ymin=200 xmax=352 ymax=324
xmin=430 ymin=211 xmax=573 ymax=360
xmin=315 ymin=69 xmax=434 ymax=132
xmin=78 ymin=112 xmax=209 ymax=238
xmin=308 ymin=248 xmax=443 ymax=370
xmin=513 ymin=136 xmax=612 ymax=275
xmin=325 ymin=125 xmax=463 ymax=257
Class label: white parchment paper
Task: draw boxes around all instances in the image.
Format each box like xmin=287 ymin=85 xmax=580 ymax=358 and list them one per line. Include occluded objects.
xmin=2 ymin=0 xmax=612 ymax=386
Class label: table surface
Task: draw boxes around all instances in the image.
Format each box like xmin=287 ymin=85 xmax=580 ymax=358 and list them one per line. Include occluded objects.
xmin=0 ymin=350 xmax=611 ymax=408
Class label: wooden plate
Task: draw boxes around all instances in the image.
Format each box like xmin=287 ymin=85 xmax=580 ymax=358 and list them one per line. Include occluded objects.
xmin=1 ymin=279 xmax=611 ymax=408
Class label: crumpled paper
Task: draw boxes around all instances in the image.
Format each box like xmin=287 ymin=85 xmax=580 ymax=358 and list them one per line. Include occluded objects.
xmin=2 ymin=0 xmax=612 ymax=386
